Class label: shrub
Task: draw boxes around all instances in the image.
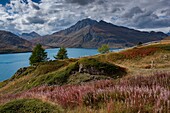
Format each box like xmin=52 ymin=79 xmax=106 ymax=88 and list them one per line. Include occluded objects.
xmin=98 ymin=44 xmax=110 ymax=54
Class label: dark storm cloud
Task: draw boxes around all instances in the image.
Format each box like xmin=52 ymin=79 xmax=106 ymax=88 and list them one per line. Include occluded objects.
xmin=65 ymin=0 xmax=95 ymax=5
xmin=122 ymin=7 xmax=143 ymax=18
xmin=26 ymin=16 xmax=45 ymax=24
xmin=127 ymin=10 xmax=170 ymax=29
xmin=161 ymin=8 xmax=170 ymax=15
xmin=31 ymin=3 xmax=40 ymax=10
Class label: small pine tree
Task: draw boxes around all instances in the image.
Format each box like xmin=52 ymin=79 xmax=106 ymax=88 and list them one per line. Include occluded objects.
xmin=98 ymin=44 xmax=110 ymax=54
xmin=54 ymin=47 xmax=68 ymax=60
xmin=29 ymin=44 xmax=47 ymax=65
xmin=137 ymin=42 xmax=143 ymax=46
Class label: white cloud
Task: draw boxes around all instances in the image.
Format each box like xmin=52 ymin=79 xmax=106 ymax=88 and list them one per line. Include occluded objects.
xmin=0 ymin=0 xmax=169 ymax=35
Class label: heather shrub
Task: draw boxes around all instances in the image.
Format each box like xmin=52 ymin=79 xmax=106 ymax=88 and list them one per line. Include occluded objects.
xmin=0 ymin=73 xmax=169 ymax=113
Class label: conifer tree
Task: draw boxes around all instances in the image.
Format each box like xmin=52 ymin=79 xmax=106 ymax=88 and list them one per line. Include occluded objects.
xmin=29 ymin=44 xmax=47 ymax=65
xmin=54 ymin=47 xmax=68 ymax=60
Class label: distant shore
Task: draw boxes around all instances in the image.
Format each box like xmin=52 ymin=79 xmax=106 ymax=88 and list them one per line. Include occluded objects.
xmin=0 ymin=51 xmax=32 ymax=55
xmin=0 ymin=47 xmax=124 ymax=55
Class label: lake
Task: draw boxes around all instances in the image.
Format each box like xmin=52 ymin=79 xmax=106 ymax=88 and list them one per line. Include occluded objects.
xmin=0 ymin=48 xmax=121 ymax=82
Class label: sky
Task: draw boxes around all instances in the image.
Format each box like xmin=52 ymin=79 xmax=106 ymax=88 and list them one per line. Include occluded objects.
xmin=0 ymin=0 xmax=170 ymax=35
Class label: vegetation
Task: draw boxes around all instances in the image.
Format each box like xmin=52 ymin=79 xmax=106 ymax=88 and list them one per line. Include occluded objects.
xmin=1 ymin=43 xmax=170 ymax=112
xmin=29 ymin=44 xmax=47 ymax=65
xmin=0 ymin=73 xmax=169 ymax=113
xmin=0 ymin=99 xmax=63 ymax=113
xmin=54 ymin=47 xmax=68 ymax=60
xmin=137 ymin=42 xmax=143 ymax=46
xmin=98 ymin=44 xmax=110 ymax=54
xmin=78 ymin=58 xmax=127 ymax=77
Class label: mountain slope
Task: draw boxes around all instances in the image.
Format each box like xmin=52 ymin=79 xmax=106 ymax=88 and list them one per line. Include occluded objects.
xmin=20 ymin=31 xmax=41 ymax=40
xmin=31 ymin=18 xmax=167 ymax=48
xmin=0 ymin=30 xmax=33 ymax=53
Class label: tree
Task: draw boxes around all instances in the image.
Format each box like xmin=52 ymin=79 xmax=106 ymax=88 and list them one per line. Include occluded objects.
xmin=54 ymin=47 xmax=68 ymax=60
xmin=29 ymin=44 xmax=47 ymax=65
xmin=137 ymin=42 xmax=143 ymax=46
xmin=98 ymin=44 xmax=110 ymax=54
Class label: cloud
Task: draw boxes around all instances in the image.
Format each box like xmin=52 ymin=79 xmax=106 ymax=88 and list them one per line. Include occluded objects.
xmin=65 ymin=0 xmax=95 ymax=6
xmin=26 ymin=16 xmax=45 ymax=24
xmin=0 ymin=0 xmax=169 ymax=35
xmin=31 ymin=2 xmax=40 ymax=10
xmin=122 ymin=7 xmax=143 ymax=18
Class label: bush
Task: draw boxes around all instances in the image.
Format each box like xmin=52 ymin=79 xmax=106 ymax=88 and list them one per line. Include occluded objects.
xmin=98 ymin=44 xmax=110 ymax=54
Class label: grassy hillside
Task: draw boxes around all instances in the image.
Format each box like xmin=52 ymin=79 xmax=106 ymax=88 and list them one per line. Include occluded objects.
xmin=0 ymin=58 xmax=126 ymax=95
xmin=0 ymin=42 xmax=170 ymax=112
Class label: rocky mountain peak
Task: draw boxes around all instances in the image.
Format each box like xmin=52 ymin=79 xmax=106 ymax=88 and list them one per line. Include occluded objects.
xmin=55 ymin=18 xmax=98 ymax=35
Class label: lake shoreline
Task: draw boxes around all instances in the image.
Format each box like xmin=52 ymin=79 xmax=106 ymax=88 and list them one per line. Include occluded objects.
xmin=0 ymin=47 xmax=123 ymax=55
xmin=0 ymin=51 xmax=32 ymax=55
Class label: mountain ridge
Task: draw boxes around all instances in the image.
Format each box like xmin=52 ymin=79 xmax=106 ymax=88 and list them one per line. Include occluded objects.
xmin=31 ymin=18 xmax=167 ymax=48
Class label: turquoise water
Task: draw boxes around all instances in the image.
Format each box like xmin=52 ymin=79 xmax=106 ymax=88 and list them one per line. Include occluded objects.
xmin=0 ymin=48 xmax=121 ymax=82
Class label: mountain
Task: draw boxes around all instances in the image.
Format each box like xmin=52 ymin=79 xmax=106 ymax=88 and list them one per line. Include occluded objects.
xmin=167 ymin=32 xmax=170 ymax=36
xmin=20 ymin=31 xmax=41 ymax=40
xmin=0 ymin=30 xmax=33 ymax=53
xmin=31 ymin=18 xmax=168 ymax=48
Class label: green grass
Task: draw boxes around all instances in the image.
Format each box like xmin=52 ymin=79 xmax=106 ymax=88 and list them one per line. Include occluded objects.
xmin=25 ymin=58 xmax=124 ymax=87
xmin=0 ymin=99 xmax=63 ymax=113
xmin=26 ymin=62 xmax=79 ymax=87
xmin=67 ymin=73 xmax=111 ymax=84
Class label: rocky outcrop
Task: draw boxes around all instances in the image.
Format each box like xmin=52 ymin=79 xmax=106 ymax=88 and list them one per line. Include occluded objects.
xmin=10 ymin=67 xmax=29 ymax=80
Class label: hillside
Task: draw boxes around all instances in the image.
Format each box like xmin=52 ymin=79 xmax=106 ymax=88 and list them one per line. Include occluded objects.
xmin=31 ymin=18 xmax=167 ymax=48
xmin=0 ymin=30 xmax=33 ymax=54
xmin=163 ymin=36 xmax=170 ymax=40
xmin=0 ymin=43 xmax=170 ymax=112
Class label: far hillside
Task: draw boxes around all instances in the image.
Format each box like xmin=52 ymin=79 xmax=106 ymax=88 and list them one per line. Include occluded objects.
xmin=0 ymin=30 xmax=33 ymax=54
